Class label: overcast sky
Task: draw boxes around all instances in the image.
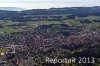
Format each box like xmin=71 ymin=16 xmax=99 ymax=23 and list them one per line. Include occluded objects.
xmin=0 ymin=0 xmax=100 ymax=9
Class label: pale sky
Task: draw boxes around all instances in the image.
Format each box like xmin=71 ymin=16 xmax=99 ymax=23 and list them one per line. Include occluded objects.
xmin=0 ymin=0 xmax=100 ymax=9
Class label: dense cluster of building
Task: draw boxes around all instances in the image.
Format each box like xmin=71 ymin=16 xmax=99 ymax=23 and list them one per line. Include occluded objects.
xmin=0 ymin=24 xmax=100 ymax=66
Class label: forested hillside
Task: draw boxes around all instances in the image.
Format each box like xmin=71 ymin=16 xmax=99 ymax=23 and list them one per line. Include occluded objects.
xmin=0 ymin=6 xmax=100 ymax=21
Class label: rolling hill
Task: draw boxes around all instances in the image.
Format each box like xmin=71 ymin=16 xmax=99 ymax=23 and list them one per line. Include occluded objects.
xmin=0 ymin=6 xmax=100 ymax=22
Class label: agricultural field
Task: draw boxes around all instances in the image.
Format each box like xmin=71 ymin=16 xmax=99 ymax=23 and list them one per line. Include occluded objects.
xmin=0 ymin=15 xmax=100 ymax=35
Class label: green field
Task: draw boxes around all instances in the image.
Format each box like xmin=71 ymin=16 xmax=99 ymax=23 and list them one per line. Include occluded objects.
xmin=0 ymin=48 xmax=8 ymax=54
xmin=0 ymin=15 xmax=100 ymax=34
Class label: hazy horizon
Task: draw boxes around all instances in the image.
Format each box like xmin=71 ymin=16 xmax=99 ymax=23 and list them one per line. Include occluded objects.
xmin=0 ymin=0 xmax=100 ymax=9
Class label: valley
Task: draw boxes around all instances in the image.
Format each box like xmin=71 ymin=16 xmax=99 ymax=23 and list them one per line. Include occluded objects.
xmin=0 ymin=7 xmax=100 ymax=66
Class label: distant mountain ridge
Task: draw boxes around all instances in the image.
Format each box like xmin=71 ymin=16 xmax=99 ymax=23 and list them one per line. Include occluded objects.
xmin=0 ymin=6 xmax=100 ymax=21
xmin=0 ymin=7 xmax=26 ymax=11
xmin=22 ymin=6 xmax=100 ymax=15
